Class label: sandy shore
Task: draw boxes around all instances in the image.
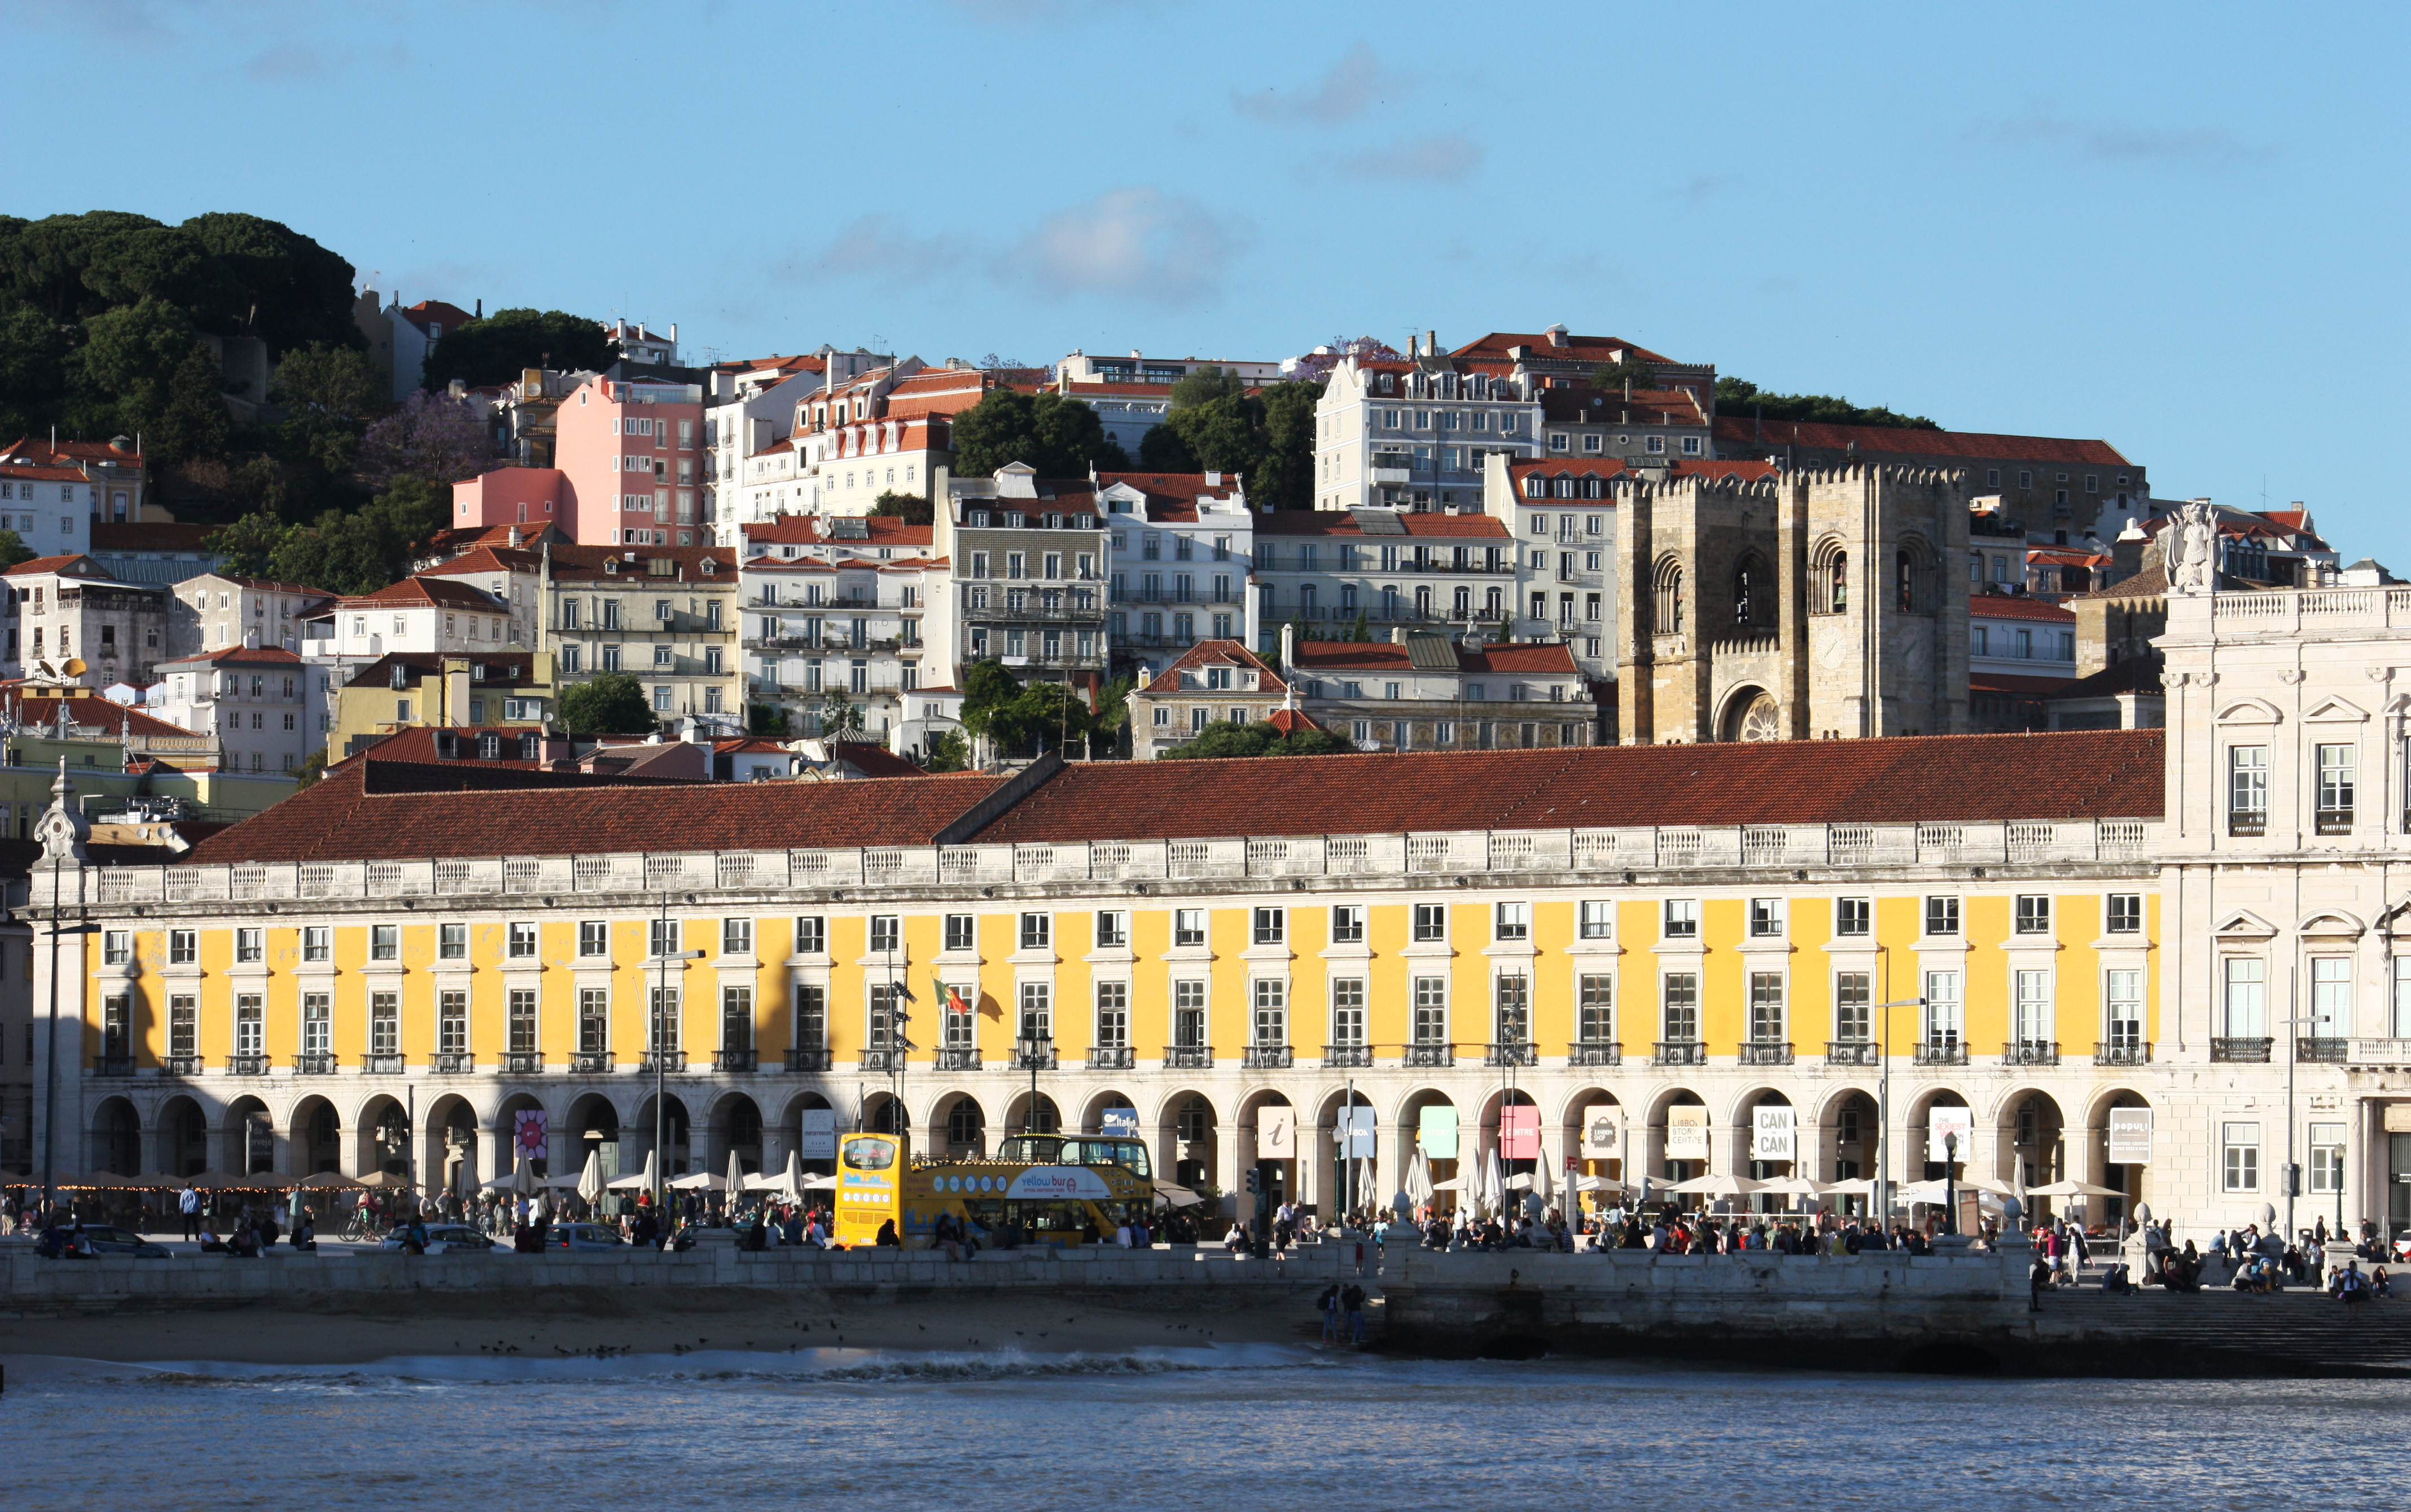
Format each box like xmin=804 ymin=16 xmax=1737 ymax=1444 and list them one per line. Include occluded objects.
xmin=1 ymin=1283 xmax=1334 ymax=1365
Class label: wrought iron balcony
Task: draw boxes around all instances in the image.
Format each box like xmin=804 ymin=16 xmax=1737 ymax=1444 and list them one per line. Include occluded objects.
xmin=1652 ymin=1041 xmax=1707 ymax=1067
xmin=164 ymin=1054 xmax=204 ymax=1077
xmin=714 ymin=1048 xmax=758 ymax=1073
xmin=1009 ymin=1044 xmax=1056 ymax=1072
xmin=2001 ymin=1040 xmax=2059 ymax=1068
xmin=2210 ymin=1037 xmax=2273 ymax=1064
xmin=857 ymin=1049 xmax=904 ymax=1072
xmin=571 ymin=1050 xmax=616 ymax=1074
xmin=1826 ymin=1040 xmax=1880 ymax=1067
xmin=2092 ymin=1041 xmax=2150 ymax=1067
xmin=363 ymin=1053 xmax=404 ymax=1075
xmin=1483 ymin=1041 xmax=1538 ymax=1068
xmin=1323 ymin=1044 xmax=1374 ymax=1070
xmin=1568 ymin=1040 xmax=1621 ymax=1067
xmin=1242 ymin=1044 xmax=1293 ymax=1070
xmin=1403 ymin=1042 xmax=1455 ymax=1068
xmin=786 ymin=1046 xmax=832 ymax=1073
xmin=227 ymin=1054 xmax=271 ymax=1076
xmin=1913 ymin=1041 xmax=1968 ymax=1067
xmin=1739 ymin=1041 xmax=1794 ymax=1066
xmin=91 ymin=1054 xmax=135 ymax=1077
xmin=1086 ymin=1046 xmax=1135 ymax=1071
xmin=2295 ymin=1037 xmax=2349 ymax=1064
xmin=431 ymin=1051 xmax=473 ymax=1074
xmin=296 ymin=1053 xmax=339 ymax=1076
xmin=1163 ymin=1045 xmax=1215 ymax=1070
xmin=639 ymin=1051 xmax=687 ymax=1074
xmin=2228 ymin=810 xmax=2265 ymax=838
xmin=938 ymin=1046 xmax=983 ymax=1071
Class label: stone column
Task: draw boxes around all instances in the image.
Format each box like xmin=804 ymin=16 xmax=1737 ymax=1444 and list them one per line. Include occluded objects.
xmin=476 ymin=1122 xmax=503 ymax=1191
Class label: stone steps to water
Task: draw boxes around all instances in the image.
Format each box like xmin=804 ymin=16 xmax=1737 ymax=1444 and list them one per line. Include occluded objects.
xmin=2033 ymin=1290 xmax=2411 ymax=1368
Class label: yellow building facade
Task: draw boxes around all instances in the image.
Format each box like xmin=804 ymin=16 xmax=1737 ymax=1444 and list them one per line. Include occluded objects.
xmin=32 ymin=730 xmax=2180 ymax=1225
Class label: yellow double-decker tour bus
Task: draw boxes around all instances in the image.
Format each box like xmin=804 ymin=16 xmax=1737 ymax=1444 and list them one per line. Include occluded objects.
xmin=832 ymin=1131 xmax=1158 ymax=1250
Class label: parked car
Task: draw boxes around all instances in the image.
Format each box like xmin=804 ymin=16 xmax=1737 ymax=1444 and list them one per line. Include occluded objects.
xmin=379 ymin=1224 xmax=497 ymax=1255
xmin=70 ymin=1224 xmax=173 ymax=1258
xmin=544 ymin=1222 xmax=624 ymax=1252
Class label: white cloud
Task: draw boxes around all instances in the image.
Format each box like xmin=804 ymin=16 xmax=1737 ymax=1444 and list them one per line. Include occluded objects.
xmin=997 ymin=187 xmax=1243 ymax=308
xmin=1336 ymin=133 xmax=1483 ymax=183
xmin=780 ymin=214 xmax=973 ymax=288
xmin=1978 ymin=116 xmax=2263 ymax=167
xmin=1233 ymin=42 xmax=1389 ymax=126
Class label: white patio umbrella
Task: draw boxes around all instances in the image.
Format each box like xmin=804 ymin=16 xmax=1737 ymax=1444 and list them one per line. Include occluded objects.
xmin=1480 ymin=1148 xmax=1505 ymax=1217
xmin=2028 ymin=1178 xmax=2125 ymax=1199
xmin=606 ymin=1149 xmax=657 ymax=1191
xmin=1573 ymin=1174 xmax=1631 ymax=1193
xmin=1665 ymin=1172 xmax=1767 ymax=1199
xmin=577 ymin=1150 xmax=604 ymax=1206
xmin=1404 ymin=1147 xmax=1435 ymax=1209
xmin=668 ymin=1169 xmax=726 ymax=1191
xmin=1531 ymin=1151 xmax=1556 ymax=1209
xmin=725 ymin=1149 xmax=746 ymax=1204
xmin=746 ymin=1147 xmax=805 ymax=1196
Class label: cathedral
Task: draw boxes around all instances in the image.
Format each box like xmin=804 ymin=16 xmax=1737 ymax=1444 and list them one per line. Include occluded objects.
xmin=1611 ymin=463 xmax=1970 ymax=744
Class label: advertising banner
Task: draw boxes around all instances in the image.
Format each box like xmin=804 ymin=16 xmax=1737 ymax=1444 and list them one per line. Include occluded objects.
xmin=1101 ymin=1107 xmax=1138 ymax=1138
xmin=2107 ymin=1108 xmax=2154 ymax=1163
xmin=514 ymin=1110 xmax=547 ymax=1164
xmin=1500 ymin=1105 xmax=1540 ymax=1160
xmin=1002 ymin=1166 xmax=1114 ymax=1200
xmin=1338 ymin=1107 xmax=1377 ymax=1159
xmin=1928 ymin=1107 xmax=1975 ymax=1165
xmin=1750 ymin=1105 xmax=1796 ymax=1162
xmin=801 ymin=1108 xmax=838 ymax=1160
xmin=1418 ymin=1105 xmax=1459 ymax=1160
xmin=1665 ymin=1106 xmax=1709 ymax=1160
xmin=1583 ymin=1114 xmax=1620 ymax=1155
xmin=1256 ymin=1106 xmax=1296 ymax=1160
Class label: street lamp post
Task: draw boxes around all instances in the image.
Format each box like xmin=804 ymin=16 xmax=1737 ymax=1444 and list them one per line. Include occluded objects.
xmin=1943 ymin=1130 xmax=1960 ymax=1237
xmin=652 ymin=893 xmax=703 ymax=1241
xmin=1872 ymin=996 xmax=1926 ymax=1226
xmin=1017 ymin=1023 xmax=1053 ymax=1140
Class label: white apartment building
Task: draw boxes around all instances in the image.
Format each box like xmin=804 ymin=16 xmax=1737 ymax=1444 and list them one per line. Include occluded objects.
xmin=1313 ymin=335 xmax=1540 ymax=512
xmin=166 ymin=572 xmax=335 ymax=659
xmin=1099 ymin=471 xmax=1256 ymax=676
xmin=544 ymin=545 xmax=743 ymax=722
xmin=931 ymin=464 xmax=1110 ymax=696
xmin=726 ymin=361 xmax=1010 ymax=523
xmin=606 ymin=318 xmax=680 ymax=368
xmin=148 ymin=642 xmax=316 ymax=775
xmin=1 ymin=554 xmax=167 ymax=689
xmin=1250 ymin=508 xmax=1516 ymax=660
xmin=739 ymin=520 xmax=945 ymax=738
xmin=417 ymin=545 xmax=546 ymax=652
xmin=703 ymin=354 xmax=831 ymax=542
xmin=322 ymin=576 xmax=523 ymax=660
xmin=1279 ymin=629 xmax=1596 ymax=753
xmin=1970 ymin=595 xmax=2077 ymax=681
xmin=0 ymin=455 xmax=100 ymax=561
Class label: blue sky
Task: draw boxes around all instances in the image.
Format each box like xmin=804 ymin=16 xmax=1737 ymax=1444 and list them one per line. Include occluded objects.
xmin=17 ymin=1 xmax=2408 ymax=560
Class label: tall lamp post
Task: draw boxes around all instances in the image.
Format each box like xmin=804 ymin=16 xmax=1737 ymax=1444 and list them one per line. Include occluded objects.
xmin=651 ymin=893 xmax=703 ymax=1239
xmin=1872 ymin=996 xmax=1926 ymax=1225
xmin=1017 ymin=1020 xmax=1053 ymax=1140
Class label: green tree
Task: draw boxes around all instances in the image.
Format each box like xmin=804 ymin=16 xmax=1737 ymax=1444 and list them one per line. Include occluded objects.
xmin=748 ymin=703 xmax=790 ymax=738
xmin=1590 ymin=356 xmax=1659 ymax=392
xmin=420 ymin=308 xmax=619 ymax=391
xmin=1349 ymin=608 xmax=1372 ymax=643
xmin=273 ymin=341 xmax=384 ymax=424
xmin=291 ymin=747 xmax=329 ymax=791
xmin=869 ymin=489 xmax=931 ymax=525
xmin=948 ymin=388 xmax=1126 ymax=479
xmin=201 ymin=511 xmax=292 ymax=578
xmin=1715 ymin=376 xmax=1939 ymax=431
xmin=0 ymin=528 xmax=33 ymax=569
xmin=361 ymin=475 xmax=450 ymax=556
xmin=559 ymin=672 xmax=659 ymax=734
xmin=923 ymin=729 xmax=971 ymax=772
xmin=0 ymin=304 xmax=71 ymax=436
xmin=65 ymin=297 xmax=228 ymax=460
xmin=1136 ymin=367 xmax=1325 ymax=511
xmin=959 ymin=658 xmax=1025 ymax=743
xmin=178 ymin=212 xmax=363 ymax=354
xmin=1163 ymin=719 xmax=1351 ymax=759
xmin=268 ymin=510 xmax=396 ymax=595
xmin=818 ymin=688 xmax=864 ymax=735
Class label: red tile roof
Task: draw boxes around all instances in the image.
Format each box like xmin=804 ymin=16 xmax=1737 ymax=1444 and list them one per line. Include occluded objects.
xmin=1713 ymin=415 xmax=2133 ymax=467
xmin=1969 ymin=673 xmax=2078 ymax=696
xmin=1449 ymin=332 xmax=1680 ymax=366
xmin=546 ymin=544 xmax=740 ymax=582
xmin=339 ymin=727 xmax=556 ymax=770
xmin=742 ymin=515 xmax=933 ymax=548
xmin=1509 ymin=458 xmax=1777 ymax=488
xmin=1967 ymin=595 xmax=2076 ymax=623
xmin=1149 ymin=638 xmax=1289 ymax=692
xmin=341 ymin=652 xmax=546 ymax=689
xmin=90 ymin=523 xmax=217 ymax=553
xmin=1255 ymin=510 xmax=1508 ymax=539
xmin=1095 ymin=472 xmax=1246 ymax=523
xmin=2 ymin=436 xmax=143 ymax=467
xmin=181 ymin=758 xmax=1013 ymax=864
xmin=340 ymin=577 xmax=505 ymax=610
xmin=1 ymin=694 xmax=206 ymax=742
xmin=1288 ymin=639 xmax=1580 ymax=676
xmin=971 ymin=729 xmax=2165 ymax=843
xmin=5 ymin=554 xmax=103 ymax=578
xmin=157 ymin=644 xmax=306 ymax=668
xmin=401 ymin=300 xmax=478 ymax=335
xmin=424 ymin=546 xmax=543 ymax=576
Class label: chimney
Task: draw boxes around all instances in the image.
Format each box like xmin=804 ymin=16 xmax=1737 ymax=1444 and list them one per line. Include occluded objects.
xmin=1425 ymin=330 xmax=1437 ymax=359
xmin=1389 ymin=626 xmax=1409 ymax=645
xmin=475 ymin=298 xmax=482 ymax=318
xmin=1204 ymin=470 xmax=1220 ymax=487
xmin=242 ymin=626 xmax=260 ymax=650
xmin=1279 ymin=621 xmax=1296 ymax=670
xmin=507 ymin=527 xmax=523 ymax=547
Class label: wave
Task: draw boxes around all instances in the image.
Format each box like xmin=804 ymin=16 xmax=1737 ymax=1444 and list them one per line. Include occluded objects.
xmin=14 ymin=1342 xmax=1343 ymax=1391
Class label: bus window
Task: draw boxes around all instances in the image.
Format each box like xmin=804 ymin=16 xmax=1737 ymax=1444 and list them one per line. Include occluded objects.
xmin=842 ymin=1136 xmax=895 ymax=1171
xmin=997 ymin=1136 xmax=1060 ymax=1164
xmin=1115 ymin=1141 xmax=1151 ymax=1179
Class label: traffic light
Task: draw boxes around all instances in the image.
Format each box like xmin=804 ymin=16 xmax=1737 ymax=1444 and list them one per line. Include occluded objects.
xmin=1244 ymin=1168 xmax=1260 ymax=1195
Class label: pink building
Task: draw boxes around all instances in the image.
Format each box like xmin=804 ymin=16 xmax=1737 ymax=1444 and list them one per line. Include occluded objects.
xmin=449 ymin=374 xmax=706 ymax=546
xmin=451 ymin=467 xmax=566 ymax=531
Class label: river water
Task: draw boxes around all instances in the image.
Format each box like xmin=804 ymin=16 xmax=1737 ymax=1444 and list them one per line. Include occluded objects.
xmin=6 ymin=1347 xmax=2400 ymax=1505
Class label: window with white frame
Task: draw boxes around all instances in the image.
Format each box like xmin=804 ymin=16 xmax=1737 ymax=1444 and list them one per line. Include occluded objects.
xmin=1330 ymin=978 xmax=1365 ymax=1046
xmin=1094 ymin=981 xmax=1128 ymax=1048
xmin=1494 ymin=901 xmax=1529 ymax=941
xmin=2014 ymin=970 xmax=2051 ymax=1046
xmin=2106 ymin=970 xmax=2143 ymax=1051
xmin=2014 ymin=895 xmax=2050 ymax=935
xmin=1330 ymin=905 xmax=1365 ymax=944
xmin=1663 ymin=972 xmax=1699 ymax=1042
xmin=2222 ymin=958 xmax=2266 ymax=1038
xmin=2221 ymin=1122 xmax=2260 ymax=1192
xmin=2106 ymin=893 xmax=2142 ymax=934
xmin=1747 ymin=972 xmax=1784 ymax=1042
xmin=1923 ymin=970 xmax=1963 ymax=1046
xmin=1411 ymin=976 xmax=1446 ymax=1044
xmin=1579 ymin=900 xmax=1612 ymax=940
xmin=1173 ymin=909 xmax=1206 ymax=948
xmin=1251 ymin=979 xmax=1287 ymax=1046
xmin=1172 ymin=980 xmax=1207 ymax=1048
xmin=1664 ymin=899 xmax=1699 ymax=940
xmin=1494 ymin=973 xmax=1530 ymax=1045
xmin=2310 ymin=956 xmax=2351 ymax=1038
xmin=1579 ymin=974 xmax=1613 ymax=1043
xmin=1748 ymin=898 xmax=1784 ymax=938
xmin=1836 ymin=897 xmax=1871 ymax=936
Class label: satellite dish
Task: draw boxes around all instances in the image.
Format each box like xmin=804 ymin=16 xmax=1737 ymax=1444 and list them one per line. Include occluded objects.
xmin=62 ymin=658 xmax=86 ymax=677
xmin=33 ymin=660 xmax=53 ymax=678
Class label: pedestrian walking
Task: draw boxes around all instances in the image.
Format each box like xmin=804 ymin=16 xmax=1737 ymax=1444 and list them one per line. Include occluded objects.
xmin=178 ymin=1183 xmax=200 ymax=1242
xmin=2029 ymin=1253 xmax=2050 ymax=1312
xmin=1342 ymin=1282 xmax=1367 ymax=1343
xmin=1317 ymin=1283 xmax=1340 ymax=1342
